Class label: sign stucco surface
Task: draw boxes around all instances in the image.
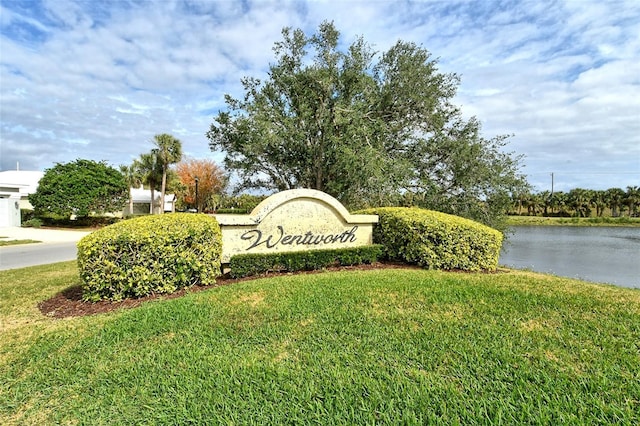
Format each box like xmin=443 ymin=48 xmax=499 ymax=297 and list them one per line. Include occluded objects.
xmin=214 ymin=189 xmax=378 ymax=263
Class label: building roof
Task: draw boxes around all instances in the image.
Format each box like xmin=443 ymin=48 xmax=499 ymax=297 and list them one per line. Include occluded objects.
xmin=0 ymin=170 xmax=43 ymax=195
xmin=129 ymin=186 xmax=176 ymax=203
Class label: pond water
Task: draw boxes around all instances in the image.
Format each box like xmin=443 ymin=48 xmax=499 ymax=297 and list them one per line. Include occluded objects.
xmin=499 ymin=226 xmax=640 ymax=289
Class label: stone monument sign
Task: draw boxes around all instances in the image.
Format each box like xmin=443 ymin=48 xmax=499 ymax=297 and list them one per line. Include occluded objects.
xmin=214 ymin=189 xmax=379 ymax=263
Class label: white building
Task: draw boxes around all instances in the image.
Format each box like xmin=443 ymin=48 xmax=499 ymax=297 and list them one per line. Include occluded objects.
xmin=0 ymin=170 xmax=44 ymax=210
xmin=0 ymin=171 xmax=44 ymax=227
xmin=125 ymin=186 xmax=176 ymax=215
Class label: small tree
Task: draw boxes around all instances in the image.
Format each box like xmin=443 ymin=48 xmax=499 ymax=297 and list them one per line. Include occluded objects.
xmin=175 ymin=158 xmax=227 ymax=212
xmin=29 ymin=159 xmax=128 ymax=219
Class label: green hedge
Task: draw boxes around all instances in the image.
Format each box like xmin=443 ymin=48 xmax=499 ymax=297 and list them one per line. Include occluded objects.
xmin=229 ymin=245 xmax=383 ymax=278
xmin=215 ymin=208 xmax=251 ymax=214
xmin=357 ymin=207 xmax=503 ymax=271
xmin=77 ymin=213 xmax=222 ymax=301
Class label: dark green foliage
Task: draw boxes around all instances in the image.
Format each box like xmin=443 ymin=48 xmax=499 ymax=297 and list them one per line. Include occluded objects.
xmin=21 ymin=218 xmax=43 ymax=228
xmin=28 ymin=159 xmax=128 ymax=219
xmin=38 ymin=215 xmax=120 ymax=228
xmin=218 ymin=194 xmax=267 ymax=212
xmin=207 ymin=22 xmax=528 ymax=228
xmin=214 ymin=208 xmax=251 ymax=214
xmin=229 ymin=245 xmax=383 ymax=278
xmin=358 ymin=207 xmax=502 ymax=271
xmin=20 ymin=208 xmax=35 ymax=222
xmin=77 ymin=213 xmax=222 ymax=301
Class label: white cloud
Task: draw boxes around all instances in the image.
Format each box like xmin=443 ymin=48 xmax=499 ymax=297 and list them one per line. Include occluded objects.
xmin=1 ymin=0 xmax=638 ymax=193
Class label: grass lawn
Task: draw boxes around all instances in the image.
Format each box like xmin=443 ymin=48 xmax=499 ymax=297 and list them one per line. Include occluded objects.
xmin=1 ymin=262 xmax=639 ymax=424
xmin=0 ymin=239 xmax=40 ymax=247
xmin=507 ymin=215 xmax=640 ymax=227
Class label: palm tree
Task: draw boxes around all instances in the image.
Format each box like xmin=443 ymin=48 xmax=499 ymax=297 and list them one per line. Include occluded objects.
xmin=511 ymin=191 xmax=528 ymax=215
xmin=119 ymin=164 xmax=142 ymax=216
xmin=606 ymin=187 xmax=625 ymax=217
xmin=135 ymin=152 xmax=163 ymax=214
xmin=625 ymin=186 xmax=640 ymax=217
xmin=568 ymin=188 xmax=593 ymax=217
xmin=539 ymin=190 xmax=551 ymax=216
xmin=526 ymin=193 xmax=542 ymax=216
xmin=548 ymin=191 xmax=566 ymax=216
xmin=590 ymin=190 xmax=607 ymax=217
xmin=152 ymin=134 xmax=183 ymax=214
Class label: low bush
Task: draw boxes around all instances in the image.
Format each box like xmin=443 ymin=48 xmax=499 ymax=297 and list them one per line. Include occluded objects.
xmin=77 ymin=213 xmax=222 ymax=301
xmin=20 ymin=208 xmax=36 ymax=222
xmin=229 ymin=245 xmax=383 ymax=278
xmin=215 ymin=208 xmax=251 ymax=214
xmin=21 ymin=218 xmax=43 ymax=228
xmin=357 ymin=207 xmax=502 ymax=271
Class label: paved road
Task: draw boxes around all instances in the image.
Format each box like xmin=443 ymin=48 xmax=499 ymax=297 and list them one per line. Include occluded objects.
xmin=0 ymin=242 xmax=79 ymax=270
xmin=0 ymin=227 xmax=91 ymax=271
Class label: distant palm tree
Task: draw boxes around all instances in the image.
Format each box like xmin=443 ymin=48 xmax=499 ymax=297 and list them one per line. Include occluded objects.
xmin=606 ymin=187 xmax=625 ymax=217
xmin=135 ymin=152 xmax=163 ymax=214
xmin=526 ymin=193 xmax=542 ymax=216
xmin=119 ymin=164 xmax=142 ymax=216
xmin=590 ymin=190 xmax=607 ymax=217
xmin=568 ymin=188 xmax=592 ymax=218
xmin=626 ymin=186 xmax=640 ymax=217
xmin=539 ymin=190 xmax=551 ymax=216
xmin=152 ymin=134 xmax=182 ymax=214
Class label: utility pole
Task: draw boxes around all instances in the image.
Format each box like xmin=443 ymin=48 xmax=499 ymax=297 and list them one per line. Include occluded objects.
xmin=551 ymin=172 xmax=554 ymax=196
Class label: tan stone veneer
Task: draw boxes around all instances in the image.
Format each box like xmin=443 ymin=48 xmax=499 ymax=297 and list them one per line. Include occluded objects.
xmin=213 ymin=189 xmax=378 ymax=263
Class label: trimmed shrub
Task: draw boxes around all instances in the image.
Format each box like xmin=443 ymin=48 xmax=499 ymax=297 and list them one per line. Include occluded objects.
xmin=22 ymin=218 xmax=43 ymax=228
xmin=229 ymin=245 xmax=383 ymax=278
xmin=215 ymin=208 xmax=251 ymax=214
xmin=77 ymin=213 xmax=222 ymax=301
xmin=357 ymin=207 xmax=503 ymax=271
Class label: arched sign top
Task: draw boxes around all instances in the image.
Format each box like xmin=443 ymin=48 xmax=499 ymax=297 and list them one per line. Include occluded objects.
xmin=214 ymin=189 xmax=378 ymax=263
xmin=251 ymin=189 xmax=375 ymax=224
xmin=215 ymin=189 xmax=378 ymax=226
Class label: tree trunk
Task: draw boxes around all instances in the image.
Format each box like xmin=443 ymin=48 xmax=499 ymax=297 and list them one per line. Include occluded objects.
xmin=160 ymin=167 xmax=167 ymax=215
xmin=150 ymin=186 xmax=155 ymax=214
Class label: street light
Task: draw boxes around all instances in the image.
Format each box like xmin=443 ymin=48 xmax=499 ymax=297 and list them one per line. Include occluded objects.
xmin=194 ymin=176 xmax=199 ymax=213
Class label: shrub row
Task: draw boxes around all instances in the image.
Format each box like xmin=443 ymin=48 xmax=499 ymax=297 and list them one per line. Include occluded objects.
xmin=357 ymin=207 xmax=503 ymax=271
xmin=229 ymin=245 xmax=383 ymax=278
xmin=77 ymin=213 xmax=222 ymax=301
xmin=215 ymin=208 xmax=251 ymax=214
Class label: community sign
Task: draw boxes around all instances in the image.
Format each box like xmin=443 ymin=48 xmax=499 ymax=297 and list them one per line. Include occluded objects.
xmin=214 ymin=189 xmax=379 ymax=263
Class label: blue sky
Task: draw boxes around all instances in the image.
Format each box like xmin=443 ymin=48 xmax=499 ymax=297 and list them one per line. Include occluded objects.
xmin=1 ymin=0 xmax=638 ymax=192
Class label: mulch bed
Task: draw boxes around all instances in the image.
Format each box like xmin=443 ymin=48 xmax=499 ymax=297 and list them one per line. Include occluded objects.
xmin=38 ymin=262 xmax=421 ymax=319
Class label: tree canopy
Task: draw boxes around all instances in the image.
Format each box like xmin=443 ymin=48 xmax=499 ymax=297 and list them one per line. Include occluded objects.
xmin=175 ymin=157 xmax=228 ymax=212
xmin=207 ymin=21 xmax=528 ymax=228
xmin=29 ymin=159 xmax=128 ymax=218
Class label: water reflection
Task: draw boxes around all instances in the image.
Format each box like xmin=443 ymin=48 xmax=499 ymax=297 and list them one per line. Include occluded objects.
xmin=499 ymin=226 xmax=640 ymax=288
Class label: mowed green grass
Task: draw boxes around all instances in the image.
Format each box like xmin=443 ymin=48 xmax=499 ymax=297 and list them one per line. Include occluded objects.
xmin=1 ymin=262 xmax=639 ymax=425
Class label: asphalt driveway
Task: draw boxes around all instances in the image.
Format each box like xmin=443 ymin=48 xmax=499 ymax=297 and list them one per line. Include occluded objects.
xmin=0 ymin=227 xmax=92 ymax=270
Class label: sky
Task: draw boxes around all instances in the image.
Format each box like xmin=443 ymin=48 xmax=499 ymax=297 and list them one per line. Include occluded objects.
xmin=0 ymin=0 xmax=638 ymax=193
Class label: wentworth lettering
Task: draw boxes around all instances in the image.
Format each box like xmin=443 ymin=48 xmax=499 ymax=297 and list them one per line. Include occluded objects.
xmin=241 ymin=226 xmax=358 ymax=251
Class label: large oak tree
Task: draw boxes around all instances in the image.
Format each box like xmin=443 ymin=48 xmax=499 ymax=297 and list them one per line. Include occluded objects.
xmin=207 ymin=22 xmax=528 ymax=229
